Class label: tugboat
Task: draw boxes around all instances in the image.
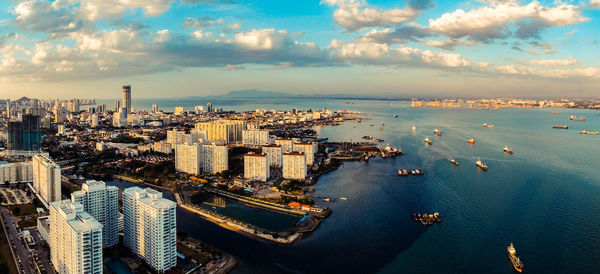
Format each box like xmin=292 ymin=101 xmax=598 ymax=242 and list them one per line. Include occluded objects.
xmin=570 ymin=114 xmax=587 ymax=121
xmin=424 ymin=137 xmax=432 ymax=145
xmin=466 ymin=138 xmax=475 ymax=144
xmin=433 ymin=128 xmax=442 ymax=136
xmin=507 ymin=243 xmax=524 ymax=272
xmin=475 ymin=158 xmax=488 ymax=171
xmin=503 ymin=146 xmax=514 ymax=154
xmin=450 ymin=159 xmax=460 ymax=166
xmin=397 ymin=169 xmax=409 ymax=176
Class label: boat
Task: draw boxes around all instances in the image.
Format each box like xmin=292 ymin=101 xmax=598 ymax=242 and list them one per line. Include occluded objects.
xmin=339 ymin=197 xmax=347 ymax=200
xmin=581 ymin=131 xmax=599 ymax=135
xmin=323 ymin=198 xmax=331 ymax=202
xmin=433 ymin=128 xmax=442 ymax=136
xmin=482 ymin=123 xmax=488 ymax=127
xmin=570 ymin=114 xmax=587 ymax=121
xmin=397 ymin=169 xmax=409 ymax=176
xmin=552 ymin=125 xmax=568 ymax=129
xmin=507 ymin=243 xmax=524 ymax=272
xmin=467 ymin=138 xmax=475 ymax=144
xmin=394 ymin=114 xmax=399 ymax=118
xmin=552 ymin=111 xmax=558 ymax=114
xmin=410 ymin=169 xmax=424 ymax=175
xmin=475 ymin=158 xmax=488 ymax=170
xmin=503 ymin=146 xmax=514 ymax=154
xmin=580 ymin=130 xmax=587 ymax=134
xmin=450 ymin=159 xmax=459 ymax=166
xmin=424 ymin=137 xmax=432 ymax=145
xmin=487 ymin=124 xmax=496 ymax=128
xmin=412 ymin=126 xmax=416 ymax=131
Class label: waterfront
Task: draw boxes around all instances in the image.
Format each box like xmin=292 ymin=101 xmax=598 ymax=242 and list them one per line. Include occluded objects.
xmin=114 ymin=98 xmax=600 ymax=273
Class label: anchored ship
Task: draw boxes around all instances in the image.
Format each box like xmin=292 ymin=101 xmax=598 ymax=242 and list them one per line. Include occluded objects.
xmin=450 ymin=159 xmax=460 ymax=166
xmin=570 ymin=114 xmax=587 ymax=121
xmin=424 ymin=137 xmax=432 ymax=145
xmin=475 ymin=158 xmax=488 ymax=171
xmin=503 ymin=146 xmax=514 ymax=154
xmin=552 ymin=125 xmax=568 ymax=129
xmin=507 ymin=243 xmax=524 ymax=272
xmin=467 ymin=138 xmax=475 ymax=144
xmin=433 ymin=128 xmax=442 ymax=136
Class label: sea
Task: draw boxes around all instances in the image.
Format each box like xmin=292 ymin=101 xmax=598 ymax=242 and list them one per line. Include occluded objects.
xmin=101 ymin=97 xmax=600 ymax=274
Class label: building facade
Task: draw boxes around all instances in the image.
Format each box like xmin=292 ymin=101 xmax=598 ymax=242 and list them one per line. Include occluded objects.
xmin=202 ymin=144 xmax=228 ymax=174
xmin=122 ymin=85 xmax=132 ymax=114
xmin=262 ymin=145 xmax=283 ymax=168
xmin=282 ymin=152 xmax=307 ymax=180
xmin=244 ymin=153 xmax=269 ymax=181
xmin=175 ymin=144 xmax=203 ymax=175
xmin=49 ymin=200 xmax=103 ymax=274
xmin=293 ymin=142 xmax=315 ymax=166
xmin=70 ymin=180 xmax=119 ymax=248
xmin=32 ymin=154 xmax=61 ymax=204
xmin=123 ymin=187 xmax=177 ymax=273
xmin=242 ymin=129 xmax=270 ymax=146
xmin=7 ymin=114 xmax=41 ymax=151
xmin=275 ymin=138 xmax=294 ymax=153
xmin=0 ymin=162 xmax=32 ymax=183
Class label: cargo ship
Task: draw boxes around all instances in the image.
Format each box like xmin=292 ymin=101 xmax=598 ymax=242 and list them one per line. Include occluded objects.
xmin=433 ymin=128 xmax=442 ymax=136
xmin=424 ymin=137 xmax=432 ymax=145
xmin=397 ymin=169 xmax=409 ymax=176
xmin=552 ymin=125 xmax=568 ymax=129
xmin=450 ymin=159 xmax=459 ymax=166
xmin=570 ymin=114 xmax=587 ymax=121
xmin=410 ymin=169 xmax=424 ymax=175
xmin=503 ymin=146 xmax=514 ymax=154
xmin=467 ymin=138 xmax=475 ymax=144
xmin=581 ymin=131 xmax=600 ymax=135
xmin=507 ymin=243 xmax=524 ymax=272
xmin=475 ymin=158 xmax=488 ymax=170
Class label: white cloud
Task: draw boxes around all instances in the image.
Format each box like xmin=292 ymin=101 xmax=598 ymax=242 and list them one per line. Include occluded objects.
xmin=590 ymin=0 xmax=600 ymax=9
xmin=322 ymin=0 xmax=418 ymax=32
xmin=428 ymin=0 xmax=588 ymax=41
xmin=527 ymin=56 xmax=577 ymax=67
xmin=425 ymin=39 xmax=477 ymax=50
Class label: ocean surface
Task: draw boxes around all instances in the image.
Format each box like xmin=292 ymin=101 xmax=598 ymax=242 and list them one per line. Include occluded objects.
xmin=105 ymin=98 xmax=600 ymax=273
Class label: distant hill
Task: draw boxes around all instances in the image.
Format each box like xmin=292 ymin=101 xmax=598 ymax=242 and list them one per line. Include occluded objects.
xmin=15 ymin=96 xmax=30 ymax=102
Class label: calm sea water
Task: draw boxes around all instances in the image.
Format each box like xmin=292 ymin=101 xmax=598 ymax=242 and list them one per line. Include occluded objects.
xmin=106 ymin=98 xmax=600 ymax=273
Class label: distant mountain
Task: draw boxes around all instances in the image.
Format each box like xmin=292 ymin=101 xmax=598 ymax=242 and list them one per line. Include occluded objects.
xmin=218 ymin=90 xmax=296 ymax=98
xmin=15 ymin=96 xmax=30 ymax=102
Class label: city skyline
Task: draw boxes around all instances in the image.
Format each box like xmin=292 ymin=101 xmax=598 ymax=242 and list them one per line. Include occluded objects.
xmin=1 ymin=0 xmax=600 ymax=98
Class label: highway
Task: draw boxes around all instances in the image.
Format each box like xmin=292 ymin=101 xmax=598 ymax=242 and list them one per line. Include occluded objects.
xmin=0 ymin=208 xmax=35 ymax=274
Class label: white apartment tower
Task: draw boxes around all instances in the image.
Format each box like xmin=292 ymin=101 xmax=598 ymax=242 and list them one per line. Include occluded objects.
xmin=71 ymin=180 xmax=119 ymax=248
xmin=242 ymin=129 xmax=270 ymax=146
xmin=49 ymin=200 xmax=103 ymax=274
xmin=282 ymin=152 xmax=307 ymax=180
xmin=275 ymin=138 xmax=294 ymax=153
xmin=244 ymin=153 xmax=269 ymax=182
xmin=175 ymin=144 xmax=204 ymax=175
xmin=262 ymin=145 xmax=283 ymax=168
xmin=33 ymin=154 xmax=61 ymax=204
xmin=294 ymin=142 xmax=315 ymax=166
xmin=202 ymin=144 xmax=228 ymax=174
xmin=123 ymin=187 xmax=177 ymax=273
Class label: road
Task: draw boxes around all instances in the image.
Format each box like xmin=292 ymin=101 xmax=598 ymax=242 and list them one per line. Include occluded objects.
xmin=30 ymin=229 xmax=54 ymax=274
xmin=0 ymin=208 xmax=35 ymax=274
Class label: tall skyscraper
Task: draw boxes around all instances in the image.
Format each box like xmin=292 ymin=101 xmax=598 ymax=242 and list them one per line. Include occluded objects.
xmin=283 ymin=152 xmax=307 ymax=180
xmin=5 ymin=99 xmax=10 ymax=118
xmin=114 ymin=100 xmax=120 ymax=112
xmin=244 ymin=153 xmax=269 ymax=182
xmin=123 ymin=187 xmax=177 ymax=273
xmin=71 ymin=180 xmax=119 ymax=248
xmin=32 ymin=154 xmax=61 ymax=205
xmin=49 ymin=200 xmax=103 ymax=274
xmin=7 ymin=114 xmax=41 ymax=151
xmin=122 ymin=85 xmax=132 ymax=114
xmin=206 ymin=102 xmax=213 ymax=112
xmin=152 ymin=104 xmax=159 ymax=113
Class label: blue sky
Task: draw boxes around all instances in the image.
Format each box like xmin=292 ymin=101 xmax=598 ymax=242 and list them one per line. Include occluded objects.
xmin=0 ymin=0 xmax=599 ymax=99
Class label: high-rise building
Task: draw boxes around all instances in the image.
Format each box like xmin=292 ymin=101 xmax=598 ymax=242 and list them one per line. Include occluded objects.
xmin=174 ymin=106 xmax=185 ymax=115
xmin=175 ymin=144 xmax=204 ymax=175
xmin=114 ymin=100 xmax=120 ymax=112
xmin=262 ymin=145 xmax=283 ymax=168
xmin=206 ymin=102 xmax=213 ymax=112
xmin=91 ymin=114 xmax=99 ymax=128
xmin=244 ymin=153 xmax=269 ymax=181
xmin=113 ymin=108 xmax=127 ymax=127
xmin=152 ymin=104 xmax=159 ymax=113
xmin=122 ymin=85 xmax=132 ymax=114
xmin=7 ymin=114 xmax=41 ymax=151
xmin=202 ymin=143 xmax=228 ymax=174
xmin=0 ymin=162 xmax=32 ymax=184
xmin=49 ymin=200 xmax=103 ymax=274
xmin=33 ymin=154 xmax=61 ymax=205
xmin=71 ymin=180 xmax=119 ymax=248
xmin=242 ymin=129 xmax=270 ymax=146
xmin=283 ymin=152 xmax=307 ymax=180
xmin=123 ymin=187 xmax=177 ymax=273
xmin=293 ymin=142 xmax=315 ymax=166
xmin=6 ymin=99 xmax=10 ymax=118
xmin=194 ymin=105 xmax=204 ymax=114
xmin=166 ymin=129 xmax=203 ymax=146
xmin=195 ymin=120 xmax=246 ymax=144
xmin=275 ymin=138 xmax=294 ymax=153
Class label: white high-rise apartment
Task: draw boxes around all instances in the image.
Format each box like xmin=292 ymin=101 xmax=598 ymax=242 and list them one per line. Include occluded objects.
xmin=152 ymin=104 xmax=159 ymax=113
xmin=262 ymin=145 xmax=283 ymax=168
xmin=294 ymin=142 xmax=315 ymax=166
xmin=275 ymin=138 xmax=294 ymax=153
xmin=123 ymin=187 xmax=177 ymax=273
xmin=49 ymin=200 xmax=103 ymax=274
xmin=242 ymin=129 xmax=270 ymax=146
xmin=0 ymin=162 xmax=32 ymax=184
xmin=71 ymin=180 xmax=119 ymax=248
xmin=283 ymin=152 xmax=307 ymax=180
xmin=90 ymin=114 xmax=99 ymax=128
xmin=33 ymin=154 xmax=61 ymax=204
xmin=202 ymin=144 xmax=228 ymax=174
xmin=244 ymin=153 xmax=269 ymax=181
xmin=195 ymin=120 xmax=246 ymax=144
xmin=175 ymin=144 xmax=203 ymax=175
xmin=167 ymin=130 xmax=203 ymax=146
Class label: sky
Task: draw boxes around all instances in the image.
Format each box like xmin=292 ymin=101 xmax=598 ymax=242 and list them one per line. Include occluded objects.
xmin=0 ymin=0 xmax=599 ymax=99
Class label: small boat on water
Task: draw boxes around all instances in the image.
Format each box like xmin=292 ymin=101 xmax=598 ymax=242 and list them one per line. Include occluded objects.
xmin=412 ymin=126 xmax=416 ymax=131
xmin=503 ymin=146 xmax=514 ymax=154
xmin=507 ymin=243 xmax=524 ymax=272
xmin=323 ymin=198 xmax=331 ymax=202
xmin=475 ymin=158 xmax=488 ymax=171
xmin=581 ymin=131 xmax=600 ymax=135
xmin=340 ymin=197 xmax=347 ymax=200
xmin=410 ymin=169 xmax=424 ymax=175
xmin=467 ymin=138 xmax=475 ymax=144
xmin=450 ymin=159 xmax=460 ymax=166
xmin=433 ymin=128 xmax=442 ymax=136
xmin=483 ymin=123 xmax=488 ymax=127
xmin=570 ymin=114 xmax=587 ymax=121
xmin=397 ymin=169 xmax=409 ymax=176
xmin=424 ymin=137 xmax=432 ymax=145
xmin=552 ymin=111 xmax=558 ymax=114
xmin=487 ymin=124 xmax=496 ymax=128
xmin=552 ymin=125 xmax=568 ymax=129
xmin=394 ymin=114 xmax=399 ymax=118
